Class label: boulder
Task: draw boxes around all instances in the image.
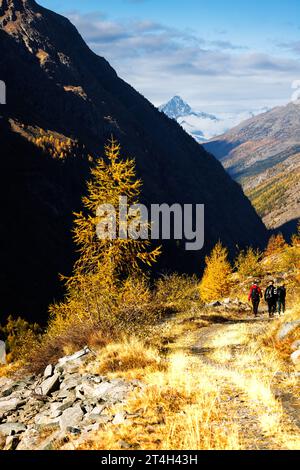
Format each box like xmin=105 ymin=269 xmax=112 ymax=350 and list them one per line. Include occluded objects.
xmin=0 ymin=422 xmax=26 ymax=436
xmin=16 ymin=428 xmax=40 ymax=450
xmin=0 ymin=341 xmax=6 ymax=365
xmin=59 ymin=404 xmax=84 ymax=431
xmin=0 ymin=398 xmax=25 ymax=413
xmin=44 ymin=365 xmax=54 ymax=379
xmin=39 ymin=373 xmax=60 ymax=396
xmin=277 ymin=321 xmax=300 ymax=341
xmin=4 ymin=435 xmax=20 ymax=450
xmin=58 ymin=347 xmax=91 ymax=367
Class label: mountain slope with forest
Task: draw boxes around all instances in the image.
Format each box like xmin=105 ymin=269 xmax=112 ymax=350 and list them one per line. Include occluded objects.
xmin=0 ymin=0 xmax=267 ymax=321
xmin=204 ymin=103 xmax=300 ymax=233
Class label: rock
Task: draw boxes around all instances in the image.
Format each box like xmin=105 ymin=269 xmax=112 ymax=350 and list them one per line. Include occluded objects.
xmin=59 ymin=404 xmax=84 ymax=431
xmin=58 ymin=347 xmax=91 ymax=367
xmin=112 ymin=412 xmax=126 ymax=425
xmin=0 ymin=422 xmax=26 ymax=436
xmin=50 ymin=399 xmax=75 ymax=417
xmin=37 ymin=430 xmax=66 ymax=451
xmin=291 ymin=350 xmax=300 ymax=366
xmin=81 ymin=380 xmax=130 ymax=403
xmin=38 ymin=373 xmax=60 ymax=396
xmin=16 ymin=428 xmax=40 ymax=450
xmin=277 ymin=321 xmax=300 ymax=341
xmin=0 ymin=398 xmax=25 ymax=413
xmin=4 ymin=435 xmax=20 ymax=450
xmin=44 ymin=365 xmax=54 ymax=379
xmin=118 ymin=440 xmax=132 ymax=449
xmin=206 ymin=301 xmax=221 ymax=308
xmin=34 ymin=413 xmax=60 ymax=430
xmin=60 ymin=375 xmax=81 ymax=391
xmin=291 ymin=340 xmax=300 ymax=351
xmin=0 ymin=382 xmax=19 ymax=398
xmin=0 ymin=341 xmax=6 ymax=365
xmin=89 ymin=404 xmax=107 ymax=418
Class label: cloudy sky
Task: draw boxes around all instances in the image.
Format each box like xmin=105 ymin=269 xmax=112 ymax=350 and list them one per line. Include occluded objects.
xmin=40 ymin=0 xmax=300 ymax=113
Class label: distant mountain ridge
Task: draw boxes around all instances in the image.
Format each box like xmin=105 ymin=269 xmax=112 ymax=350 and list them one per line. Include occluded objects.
xmin=159 ymin=96 xmax=269 ymax=143
xmin=0 ymin=0 xmax=267 ymax=321
xmin=204 ymin=102 xmax=300 ymax=233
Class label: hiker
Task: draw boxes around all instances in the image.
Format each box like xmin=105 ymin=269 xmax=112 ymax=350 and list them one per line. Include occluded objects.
xmin=248 ymin=280 xmax=263 ymax=317
xmin=277 ymin=283 xmax=286 ymax=316
xmin=264 ymin=280 xmax=277 ymax=318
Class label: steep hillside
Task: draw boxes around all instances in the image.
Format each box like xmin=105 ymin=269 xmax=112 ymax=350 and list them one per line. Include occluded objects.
xmin=0 ymin=0 xmax=267 ymax=321
xmin=204 ymin=103 xmax=300 ymax=232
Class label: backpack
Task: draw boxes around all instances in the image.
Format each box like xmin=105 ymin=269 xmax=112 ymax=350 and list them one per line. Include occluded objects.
xmin=251 ymin=286 xmax=260 ymax=301
xmin=265 ymin=286 xmax=273 ymax=300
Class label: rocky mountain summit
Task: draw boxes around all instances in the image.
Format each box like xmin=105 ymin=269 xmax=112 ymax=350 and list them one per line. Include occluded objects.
xmin=0 ymin=347 xmax=142 ymax=450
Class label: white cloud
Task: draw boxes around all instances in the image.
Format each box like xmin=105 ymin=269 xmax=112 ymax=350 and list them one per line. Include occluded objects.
xmin=66 ymin=11 xmax=300 ymax=112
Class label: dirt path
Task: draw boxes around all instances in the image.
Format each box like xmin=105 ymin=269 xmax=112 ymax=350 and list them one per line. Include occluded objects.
xmin=180 ymin=319 xmax=300 ymax=450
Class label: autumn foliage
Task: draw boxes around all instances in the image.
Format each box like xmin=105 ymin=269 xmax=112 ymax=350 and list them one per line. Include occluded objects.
xmin=199 ymin=241 xmax=232 ymax=303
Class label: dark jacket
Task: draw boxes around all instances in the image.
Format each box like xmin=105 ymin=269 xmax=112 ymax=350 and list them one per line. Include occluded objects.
xmin=264 ymin=285 xmax=275 ymax=302
xmin=277 ymin=286 xmax=286 ymax=302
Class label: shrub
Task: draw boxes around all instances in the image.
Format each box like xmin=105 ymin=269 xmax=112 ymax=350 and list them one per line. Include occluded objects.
xmin=235 ymin=247 xmax=263 ymax=278
xmin=0 ymin=316 xmax=41 ymax=364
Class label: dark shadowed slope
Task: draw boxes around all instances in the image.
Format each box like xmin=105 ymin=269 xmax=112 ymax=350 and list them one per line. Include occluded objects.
xmin=0 ymin=0 xmax=267 ymax=321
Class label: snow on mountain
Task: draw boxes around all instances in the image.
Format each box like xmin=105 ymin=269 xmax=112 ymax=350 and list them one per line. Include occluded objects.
xmin=159 ymin=96 xmax=269 ymax=143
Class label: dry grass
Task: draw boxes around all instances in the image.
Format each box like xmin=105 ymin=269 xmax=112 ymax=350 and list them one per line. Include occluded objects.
xmin=85 ymin=336 xmax=166 ymax=380
xmin=80 ymin=353 xmax=241 ymax=450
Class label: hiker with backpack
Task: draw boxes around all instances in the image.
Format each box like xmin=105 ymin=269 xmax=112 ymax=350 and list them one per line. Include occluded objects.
xmin=248 ymin=280 xmax=263 ymax=317
xmin=277 ymin=283 xmax=286 ymax=316
xmin=264 ymin=280 xmax=277 ymax=318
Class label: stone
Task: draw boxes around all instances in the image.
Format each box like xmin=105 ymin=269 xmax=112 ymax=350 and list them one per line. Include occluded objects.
xmin=58 ymin=347 xmax=91 ymax=367
xmin=44 ymin=365 xmax=54 ymax=379
xmin=50 ymin=399 xmax=75 ymax=416
xmin=38 ymin=373 xmax=60 ymax=396
xmin=16 ymin=428 xmax=40 ymax=450
xmin=0 ymin=422 xmax=26 ymax=436
xmin=112 ymin=412 xmax=126 ymax=425
xmin=291 ymin=350 xmax=300 ymax=366
xmin=277 ymin=321 xmax=300 ymax=341
xmin=59 ymin=404 xmax=84 ymax=431
xmin=60 ymin=375 xmax=81 ymax=391
xmin=82 ymin=380 xmax=130 ymax=403
xmin=34 ymin=413 xmax=60 ymax=430
xmin=4 ymin=435 xmax=20 ymax=450
xmin=0 ymin=341 xmax=6 ymax=365
xmin=0 ymin=398 xmax=25 ymax=413
xmin=206 ymin=301 xmax=221 ymax=308
xmin=291 ymin=340 xmax=300 ymax=351
xmin=36 ymin=431 xmax=66 ymax=451
xmin=89 ymin=404 xmax=107 ymax=418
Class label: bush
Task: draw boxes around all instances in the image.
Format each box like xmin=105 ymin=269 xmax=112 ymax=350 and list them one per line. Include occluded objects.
xmin=0 ymin=316 xmax=41 ymax=364
xmin=235 ymin=247 xmax=263 ymax=279
xmin=155 ymin=274 xmax=200 ymax=310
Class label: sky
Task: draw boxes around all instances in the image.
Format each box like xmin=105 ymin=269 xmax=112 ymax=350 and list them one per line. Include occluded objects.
xmin=39 ymin=0 xmax=300 ymax=113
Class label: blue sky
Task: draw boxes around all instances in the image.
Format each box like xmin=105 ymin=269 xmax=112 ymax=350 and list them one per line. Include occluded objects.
xmin=39 ymin=0 xmax=300 ymax=113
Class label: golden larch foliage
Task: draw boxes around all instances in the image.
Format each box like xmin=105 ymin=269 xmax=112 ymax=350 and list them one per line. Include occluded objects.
xmin=199 ymin=241 xmax=232 ymax=303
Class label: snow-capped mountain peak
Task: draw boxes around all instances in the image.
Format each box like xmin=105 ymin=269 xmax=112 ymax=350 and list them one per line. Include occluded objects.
xmin=159 ymin=96 xmax=270 ymax=143
xmin=159 ymin=96 xmax=193 ymax=120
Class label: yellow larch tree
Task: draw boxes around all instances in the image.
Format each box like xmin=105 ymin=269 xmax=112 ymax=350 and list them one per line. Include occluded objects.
xmin=199 ymin=241 xmax=232 ymax=303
